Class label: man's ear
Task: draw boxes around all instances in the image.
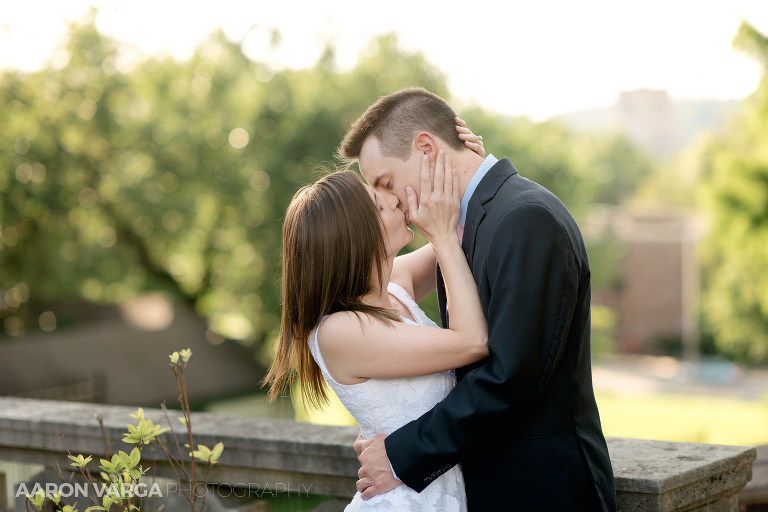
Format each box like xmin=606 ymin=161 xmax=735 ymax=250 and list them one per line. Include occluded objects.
xmin=414 ymin=132 xmax=438 ymax=157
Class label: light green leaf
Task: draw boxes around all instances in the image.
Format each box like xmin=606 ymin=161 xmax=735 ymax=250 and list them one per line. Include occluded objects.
xmin=130 ymin=447 xmax=141 ymax=467
xmin=68 ymin=454 xmax=93 ymax=468
xmin=118 ymin=450 xmax=132 ymax=468
xmin=211 ymin=442 xmax=224 ymax=462
xmin=27 ymin=489 xmax=46 ymax=509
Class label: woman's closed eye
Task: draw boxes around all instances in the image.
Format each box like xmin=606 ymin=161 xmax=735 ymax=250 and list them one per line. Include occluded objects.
xmin=374 ymin=194 xmax=384 ymax=211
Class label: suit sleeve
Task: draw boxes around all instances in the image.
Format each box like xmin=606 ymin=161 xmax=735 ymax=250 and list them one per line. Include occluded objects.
xmin=385 ymin=202 xmax=580 ymax=492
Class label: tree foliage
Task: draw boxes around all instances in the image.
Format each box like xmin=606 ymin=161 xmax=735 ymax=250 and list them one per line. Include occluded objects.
xmin=0 ymin=12 xmax=651 ymax=356
xmin=698 ymin=22 xmax=768 ymax=362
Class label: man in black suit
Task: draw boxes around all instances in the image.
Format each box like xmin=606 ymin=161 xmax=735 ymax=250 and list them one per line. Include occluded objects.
xmin=340 ymin=87 xmax=616 ymax=511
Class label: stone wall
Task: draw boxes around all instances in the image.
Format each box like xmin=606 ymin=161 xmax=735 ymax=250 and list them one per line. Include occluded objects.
xmin=0 ymin=397 xmax=756 ymax=511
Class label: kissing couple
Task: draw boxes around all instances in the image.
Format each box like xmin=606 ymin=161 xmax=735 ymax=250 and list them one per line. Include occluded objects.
xmin=265 ymin=87 xmax=617 ymax=511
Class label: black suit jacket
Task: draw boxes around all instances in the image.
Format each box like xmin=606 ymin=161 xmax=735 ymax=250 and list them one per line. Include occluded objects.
xmin=385 ymin=159 xmax=617 ymax=511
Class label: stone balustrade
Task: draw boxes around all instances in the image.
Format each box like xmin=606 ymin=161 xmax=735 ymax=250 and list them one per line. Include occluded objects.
xmin=0 ymin=397 xmax=756 ymax=511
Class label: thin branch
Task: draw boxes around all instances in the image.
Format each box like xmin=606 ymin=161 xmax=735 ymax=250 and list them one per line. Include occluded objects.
xmin=161 ymin=402 xmax=188 ymax=469
xmin=198 ymin=462 xmax=213 ymax=512
xmin=153 ymin=438 xmax=194 ymax=508
xmin=180 ymin=367 xmax=197 ymax=507
xmin=59 ymin=433 xmax=102 ymax=506
xmin=96 ymin=414 xmax=110 ymax=458
xmin=160 ymin=402 xmax=190 ymax=483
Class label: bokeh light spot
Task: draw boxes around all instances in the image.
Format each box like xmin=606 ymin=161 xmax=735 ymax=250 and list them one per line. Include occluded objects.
xmin=249 ymin=171 xmax=270 ymax=191
xmin=4 ymin=317 xmax=23 ymax=336
xmin=15 ymin=164 xmax=31 ymax=184
xmin=191 ymin=75 xmax=211 ymax=97
xmin=78 ymin=187 xmax=99 ymax=208
xmin=268 ymin=92 xmax=288 ymax=113
xmin=119 ymin=294 xmax=174 ymax=331
xmin=2 ymin=227 xmax=19 ymax=247
xmin=39 ymin=311 xmax=57 ymax=332
xmin=97 ymin=227 xmax=117 ymax=248
xmin=30 ymin=163 xmax=46 ymax=184
xmin=78 ymin=100 xmax=97 ymax=120
xmin=14 ymin=135 xmax=30 ymax=155
xmin=228 ymin=128 xmax=249 ymax=149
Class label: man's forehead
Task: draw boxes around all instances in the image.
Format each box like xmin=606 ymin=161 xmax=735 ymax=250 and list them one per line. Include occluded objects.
xmin=357 ymin=161 xmax=381 ymax=185
xmin=357 ymin=158 xmax=389 ymax=187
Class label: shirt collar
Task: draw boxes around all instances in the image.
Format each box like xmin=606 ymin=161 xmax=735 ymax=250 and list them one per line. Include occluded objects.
xmin=459 ymin=154 xmax=498 ymax=227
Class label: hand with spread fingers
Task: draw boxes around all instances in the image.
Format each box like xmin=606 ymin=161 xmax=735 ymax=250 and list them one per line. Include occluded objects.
xmin=405 ymin=151 xmax=460 ymax=249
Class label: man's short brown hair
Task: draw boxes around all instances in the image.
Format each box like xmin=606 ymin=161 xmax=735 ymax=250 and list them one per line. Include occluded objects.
xmin=339 ymin=87 xmax=466 ymax=161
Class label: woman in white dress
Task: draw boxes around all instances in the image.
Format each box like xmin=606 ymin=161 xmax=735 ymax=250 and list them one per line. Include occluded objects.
xmin=265 ymin=129 xmax=487 ymax=511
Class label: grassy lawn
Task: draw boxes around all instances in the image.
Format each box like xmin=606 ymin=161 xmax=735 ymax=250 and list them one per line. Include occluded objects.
xmin=295 ymin=390 xmax=768 ymax=448
xmin=293 ymin=389 xmax=768 ymax=448
xmin=596 ymin=391 xmax=768 ymax=446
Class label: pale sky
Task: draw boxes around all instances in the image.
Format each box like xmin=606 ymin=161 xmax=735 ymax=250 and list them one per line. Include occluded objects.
xmin=0 ymin=0 xmax=766 ymax=120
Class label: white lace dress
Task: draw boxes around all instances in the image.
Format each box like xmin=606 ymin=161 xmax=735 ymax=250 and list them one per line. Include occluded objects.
xmin=308 ymin=282 xmax=467 ymax=511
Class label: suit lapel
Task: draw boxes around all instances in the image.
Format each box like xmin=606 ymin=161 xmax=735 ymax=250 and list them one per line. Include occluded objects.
xmin=461 ymin=158 xmax=518 ymax=268
xmin=438 ymin=158 xmax=519 ymax=330
xmin=462 ymin=195 xmax=484 ymax=267
xmin=436 ymin=263 xmax=448 ymax=328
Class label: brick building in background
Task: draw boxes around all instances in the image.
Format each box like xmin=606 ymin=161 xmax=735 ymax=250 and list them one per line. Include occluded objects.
xmin=588 ymin=207 xmax=703 ymax=358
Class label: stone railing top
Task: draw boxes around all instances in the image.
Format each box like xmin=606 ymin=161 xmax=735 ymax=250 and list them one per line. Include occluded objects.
xmin=0 ymin=396 xmax=360 ymax=480
xmin=607 ymin=436 xmax=754 ymax=494
xmin=0 ymin=396 xmax=757 ymax=509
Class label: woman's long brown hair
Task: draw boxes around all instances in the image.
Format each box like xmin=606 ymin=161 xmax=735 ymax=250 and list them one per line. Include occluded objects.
xmin=263 ymin=170 xmax=400 ymax=409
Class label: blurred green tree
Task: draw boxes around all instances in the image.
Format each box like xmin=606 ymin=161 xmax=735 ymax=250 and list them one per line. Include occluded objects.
xmin=697 ymin=22 xmax=768 ymax=363
xmin=0 ymin=12 xmax=651 ymax=360
xmin=0 ymin=16 xmax=452 ymax=349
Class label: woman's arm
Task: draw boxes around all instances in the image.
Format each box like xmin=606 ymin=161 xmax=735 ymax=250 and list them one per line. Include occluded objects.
xmin=319 ymin=309 xmax=487 ymax=384
xmin=319 ymin=152 xmax=488 ymax=384
xmin=390 ymin=244 xmax=436 ymax=303
xmin=390 ymin=117 xmax=485 ymax=302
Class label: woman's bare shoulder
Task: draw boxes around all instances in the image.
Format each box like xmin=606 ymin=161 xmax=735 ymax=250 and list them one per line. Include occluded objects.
xmin=317 ymin=311 xmax=368 ymax=343
xmin=318 ymin=310 xmax=395 ymax=347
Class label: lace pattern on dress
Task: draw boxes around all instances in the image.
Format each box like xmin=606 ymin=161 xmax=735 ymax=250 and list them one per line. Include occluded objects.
xmin=307 ymin=282 xmax=466 ymax=511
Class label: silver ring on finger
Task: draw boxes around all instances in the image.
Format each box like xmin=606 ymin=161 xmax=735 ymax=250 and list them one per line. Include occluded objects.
xmin=476 ymin=135 xmax=483 ymax=142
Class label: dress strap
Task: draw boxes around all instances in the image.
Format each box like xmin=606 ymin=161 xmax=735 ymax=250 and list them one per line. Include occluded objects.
xmin=387 ymin=282 xmax=420 ymax=319
xmin=387 ymin=282 xmax=439 ymax=329
xmin=387 ymin=280 xmax=414 ymax=305
xmin=307 ymin=315 xmax=336 ymax=383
